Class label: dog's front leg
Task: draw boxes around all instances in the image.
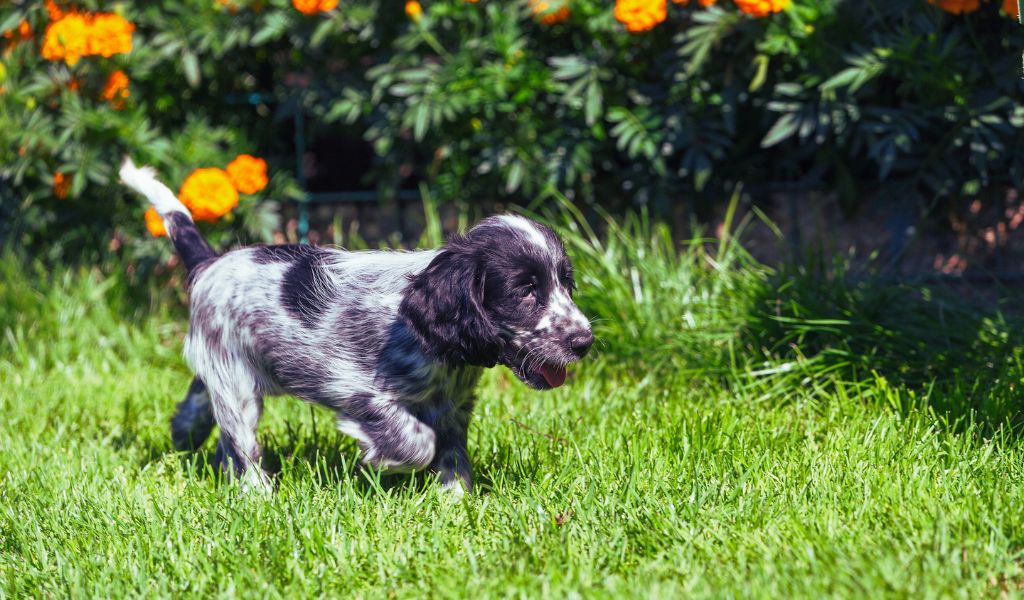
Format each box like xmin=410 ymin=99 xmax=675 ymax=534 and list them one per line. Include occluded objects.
xmin=419 ymin=400 xmax=474 ymax=498
xmin=336 ymin=393 xmax=437 ymax=473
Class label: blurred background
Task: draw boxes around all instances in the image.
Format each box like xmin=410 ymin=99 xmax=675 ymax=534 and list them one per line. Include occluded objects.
xmin=1 ymin=0 xmax=1022 ymax=280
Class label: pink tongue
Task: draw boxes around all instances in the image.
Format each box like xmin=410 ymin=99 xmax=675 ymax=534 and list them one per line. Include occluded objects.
xmin=540 ymin=364 xmax=567 ymax=388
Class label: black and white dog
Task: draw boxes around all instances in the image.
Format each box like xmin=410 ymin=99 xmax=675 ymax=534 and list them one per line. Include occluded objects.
xmin=120 ymin=159 xmax=593 ymax=496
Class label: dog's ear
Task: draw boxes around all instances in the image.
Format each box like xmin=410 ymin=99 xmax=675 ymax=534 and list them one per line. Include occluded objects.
xmin=399 ymin=243 xmax=502 ymax=367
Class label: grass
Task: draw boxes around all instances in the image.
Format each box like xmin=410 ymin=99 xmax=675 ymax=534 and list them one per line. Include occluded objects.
xmin=2 ymin=209 xmax=1024 ymax=598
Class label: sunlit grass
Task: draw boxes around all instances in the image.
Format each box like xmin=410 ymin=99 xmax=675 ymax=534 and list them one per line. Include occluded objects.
xmin=2 ymin=211 xmax=1023 ymax=597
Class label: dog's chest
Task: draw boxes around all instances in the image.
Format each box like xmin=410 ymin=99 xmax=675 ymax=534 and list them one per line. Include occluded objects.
xmin=391 ymin=361 xmax=483 ymax=407
xmin=403 ymin=364 xmax=483 ymax=432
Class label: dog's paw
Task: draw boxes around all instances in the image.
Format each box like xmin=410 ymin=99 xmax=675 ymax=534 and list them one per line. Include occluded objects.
xmin=439 ymin=478 xmax=470 ymax=501
xmin=239 ymin=468 xmax=274 ymax=496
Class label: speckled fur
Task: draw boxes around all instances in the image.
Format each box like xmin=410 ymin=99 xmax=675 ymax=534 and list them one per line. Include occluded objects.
xmin=120 ymin=159 xmax=593 ymax=495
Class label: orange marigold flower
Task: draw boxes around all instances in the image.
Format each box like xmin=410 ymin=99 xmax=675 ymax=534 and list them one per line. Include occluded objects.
xmin=40 ymin=11 xmax=134 ymax=65
xmin=530 ymin=0 xmax=571 ymax=24
xmin=87 ymin=13 xmax=134 ymax=58
xmin=927 ymin=0 xmax=980 ymax=13
xmin=41 ymin=13 xmax=90 ymax=65
xmin=45 ymin=0 xmax=63 ymax=21
xmin=68 ymin=76 xmax=80 ymax=91
xmin=405 ymin=0 xmax=423 ymax=20
xmin=673 ymin=0 xmax=716 ymax=5
xmin=3 ymin=20 xmax=31 ymax=42
xmin=291 ymin=0 xmax=338 ymax=14
xmin=179 ymin=168 xmax=239 ymax=222
xmin=102 ymin=70 xmax=130 ymax=108
xmin=226 ymin=154 xmax=269 ymax=195
xmin=1006 ymin=0 xmax=1020 ymax=18
xmin=734 ymin=0 xmax=789 ymax=17
xmin=144 ymin=207 xmax=167 ymax=237
xmin=615 ymin=0 xmax=666 ymax=32
xmin=53 ymin=172 xmax=69 ymax=199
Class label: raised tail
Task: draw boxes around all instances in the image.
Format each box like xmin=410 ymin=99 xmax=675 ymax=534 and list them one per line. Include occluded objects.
xmin=119 ymin=157 xmax=217 ymax=272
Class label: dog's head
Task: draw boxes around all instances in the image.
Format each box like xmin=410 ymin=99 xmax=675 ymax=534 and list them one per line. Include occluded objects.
xmin=400 ymin=215 xmax=593 ymax=389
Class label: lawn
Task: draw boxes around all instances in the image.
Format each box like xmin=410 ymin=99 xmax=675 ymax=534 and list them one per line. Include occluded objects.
xmin=2 ymin=211 xmax=1024 ymax=598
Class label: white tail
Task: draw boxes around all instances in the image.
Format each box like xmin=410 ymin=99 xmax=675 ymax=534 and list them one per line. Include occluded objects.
xmin=119 ymin=157 xmax=190 ymax=218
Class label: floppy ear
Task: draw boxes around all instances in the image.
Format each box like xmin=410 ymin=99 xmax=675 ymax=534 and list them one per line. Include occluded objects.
xmin=399 ymin=245 xmax=502 ymax=367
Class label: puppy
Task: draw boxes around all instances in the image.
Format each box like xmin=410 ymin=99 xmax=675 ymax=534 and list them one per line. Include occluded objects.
xmin=119 ymin=158 xmax=593 ymax=495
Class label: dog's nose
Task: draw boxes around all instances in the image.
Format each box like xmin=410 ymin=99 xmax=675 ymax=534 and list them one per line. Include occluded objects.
xmin=568 ymin=330 xmax=594 ymax=358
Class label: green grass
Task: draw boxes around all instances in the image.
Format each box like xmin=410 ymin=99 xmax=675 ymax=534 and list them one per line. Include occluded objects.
xmin=3 ymin=210 xmax=1024 ymax=598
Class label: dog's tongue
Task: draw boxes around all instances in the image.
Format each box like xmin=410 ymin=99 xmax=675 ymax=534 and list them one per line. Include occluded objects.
xmin=540 ymin=364 xmax=567 ymax=388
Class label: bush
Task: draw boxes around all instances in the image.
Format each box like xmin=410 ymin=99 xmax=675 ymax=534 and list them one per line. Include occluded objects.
xmin=2 ymin=0 xmax=1021 ymax=259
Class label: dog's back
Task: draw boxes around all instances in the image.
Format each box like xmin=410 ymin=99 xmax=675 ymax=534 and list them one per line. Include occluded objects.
xmin=185 ymin=245 xmax=442 ymax=400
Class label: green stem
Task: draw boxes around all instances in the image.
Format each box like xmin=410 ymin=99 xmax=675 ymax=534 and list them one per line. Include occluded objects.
xmin=418 ymin=28 xmax=451 ymax=61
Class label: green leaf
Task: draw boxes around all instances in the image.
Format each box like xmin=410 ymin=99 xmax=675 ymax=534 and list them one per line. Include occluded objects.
xmin=182 ymin=52 xmax=201 ymax=88
xmin=506 ymin=160 xmax=524 ymax=193
xmin=310 ymin=19 xmax=335 ymax=47
xmin=413 ymin=103 xmax=429 ymax=142
xmin=252 ymin=12 xmax=289 ymax=45
xmin=761 ymin=113 xmax=799 ymax=148
xmin=749 ymin=54 xmax=769 ymax=93
xmin=584 ymin=80 xmax=602 ymax=127
xmin=0 ymin=11 xmax=24 ymax=35
xmin=549 ymin=56 xmax=588 ymax=80
xmin=820 ymin=67 xmax=861 ymax=92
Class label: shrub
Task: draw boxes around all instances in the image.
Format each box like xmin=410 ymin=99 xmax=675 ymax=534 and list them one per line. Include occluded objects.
xmin=1 ymin=0 xmax=1021 ymax=260
xmin=0 ymin=0 xmax=293 ymax=263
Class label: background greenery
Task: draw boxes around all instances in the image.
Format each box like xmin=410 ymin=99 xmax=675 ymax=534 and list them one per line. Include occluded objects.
xmin=2 ymin=0 xmax=1022 ymax=263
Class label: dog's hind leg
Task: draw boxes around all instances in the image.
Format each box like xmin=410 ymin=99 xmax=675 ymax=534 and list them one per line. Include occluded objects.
xmin=201 ymin=361 xmax=272 ymax=492
xmin=171 ymin=376 xmax=216 ymax=451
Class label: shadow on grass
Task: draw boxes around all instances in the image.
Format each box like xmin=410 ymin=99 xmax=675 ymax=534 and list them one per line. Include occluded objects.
xmin=125 ymin=412 xmax=445 ymax=495
xmin=120 ymin=405 xmax=528 ymax=496
xmin=741 ymin=261 xmax=1024 ymax=436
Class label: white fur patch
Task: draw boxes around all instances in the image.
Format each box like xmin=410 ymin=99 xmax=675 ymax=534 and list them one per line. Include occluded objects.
xmin=119 ymin=157 xmax=190 ymax=221
xmin=550 ymin=288 xmax=590 ymax=329
xmin=496 ymin=215 xmax=549 ymax=248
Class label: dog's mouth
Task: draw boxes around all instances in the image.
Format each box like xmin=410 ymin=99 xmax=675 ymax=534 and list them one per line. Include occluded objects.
xmin=507 ymin=357 xmax=570 ymax=390
xmin=535 ymin=362 xmax=567 ymax=388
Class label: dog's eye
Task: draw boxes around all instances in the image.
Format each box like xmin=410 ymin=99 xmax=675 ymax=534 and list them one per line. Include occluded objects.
xmin=517 ymin=279 xmax=537 ymax=298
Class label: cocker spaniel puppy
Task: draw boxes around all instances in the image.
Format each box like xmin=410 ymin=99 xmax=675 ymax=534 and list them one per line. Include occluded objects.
xmin=120 ymin=159 xmax=593 ymax=496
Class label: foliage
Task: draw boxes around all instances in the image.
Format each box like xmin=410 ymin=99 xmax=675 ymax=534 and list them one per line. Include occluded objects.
xmin=0 ymin=0 xmax=294 ymax=263
xmin=537 ymin=197 xmax=1023 ymax=428
xmin=2 ymin=213 xmax=1024 ymax=595
xmin=3 ymin=0 xmax=1022 ymax=259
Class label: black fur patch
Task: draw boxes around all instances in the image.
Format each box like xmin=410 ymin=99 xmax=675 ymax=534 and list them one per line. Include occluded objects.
xmin=399 ymin=243 xmax=502 ymax=367
xmin=280 ymin=248 xmax=334 ymax=327
xmin=166 ymin=212 xmax=216 ymax=273
xmin=170 ymin=376 xmax=215 ymax=451
xmin=259 ymin=347 xmax=332 ymax=401
xmin=374 ymin=321 xmax=431 ymax=393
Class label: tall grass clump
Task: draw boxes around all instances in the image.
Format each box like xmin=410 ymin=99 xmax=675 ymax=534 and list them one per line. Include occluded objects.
xmin=532 ymin=194 xmax=768 ymax=380
xmin=741 ymin=259 xmax=1024 ymax=429
xmin=529 ymin=197 xmax=1023 ymax=431
xmin=0 ymin=250 xmax=184 ymax=376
